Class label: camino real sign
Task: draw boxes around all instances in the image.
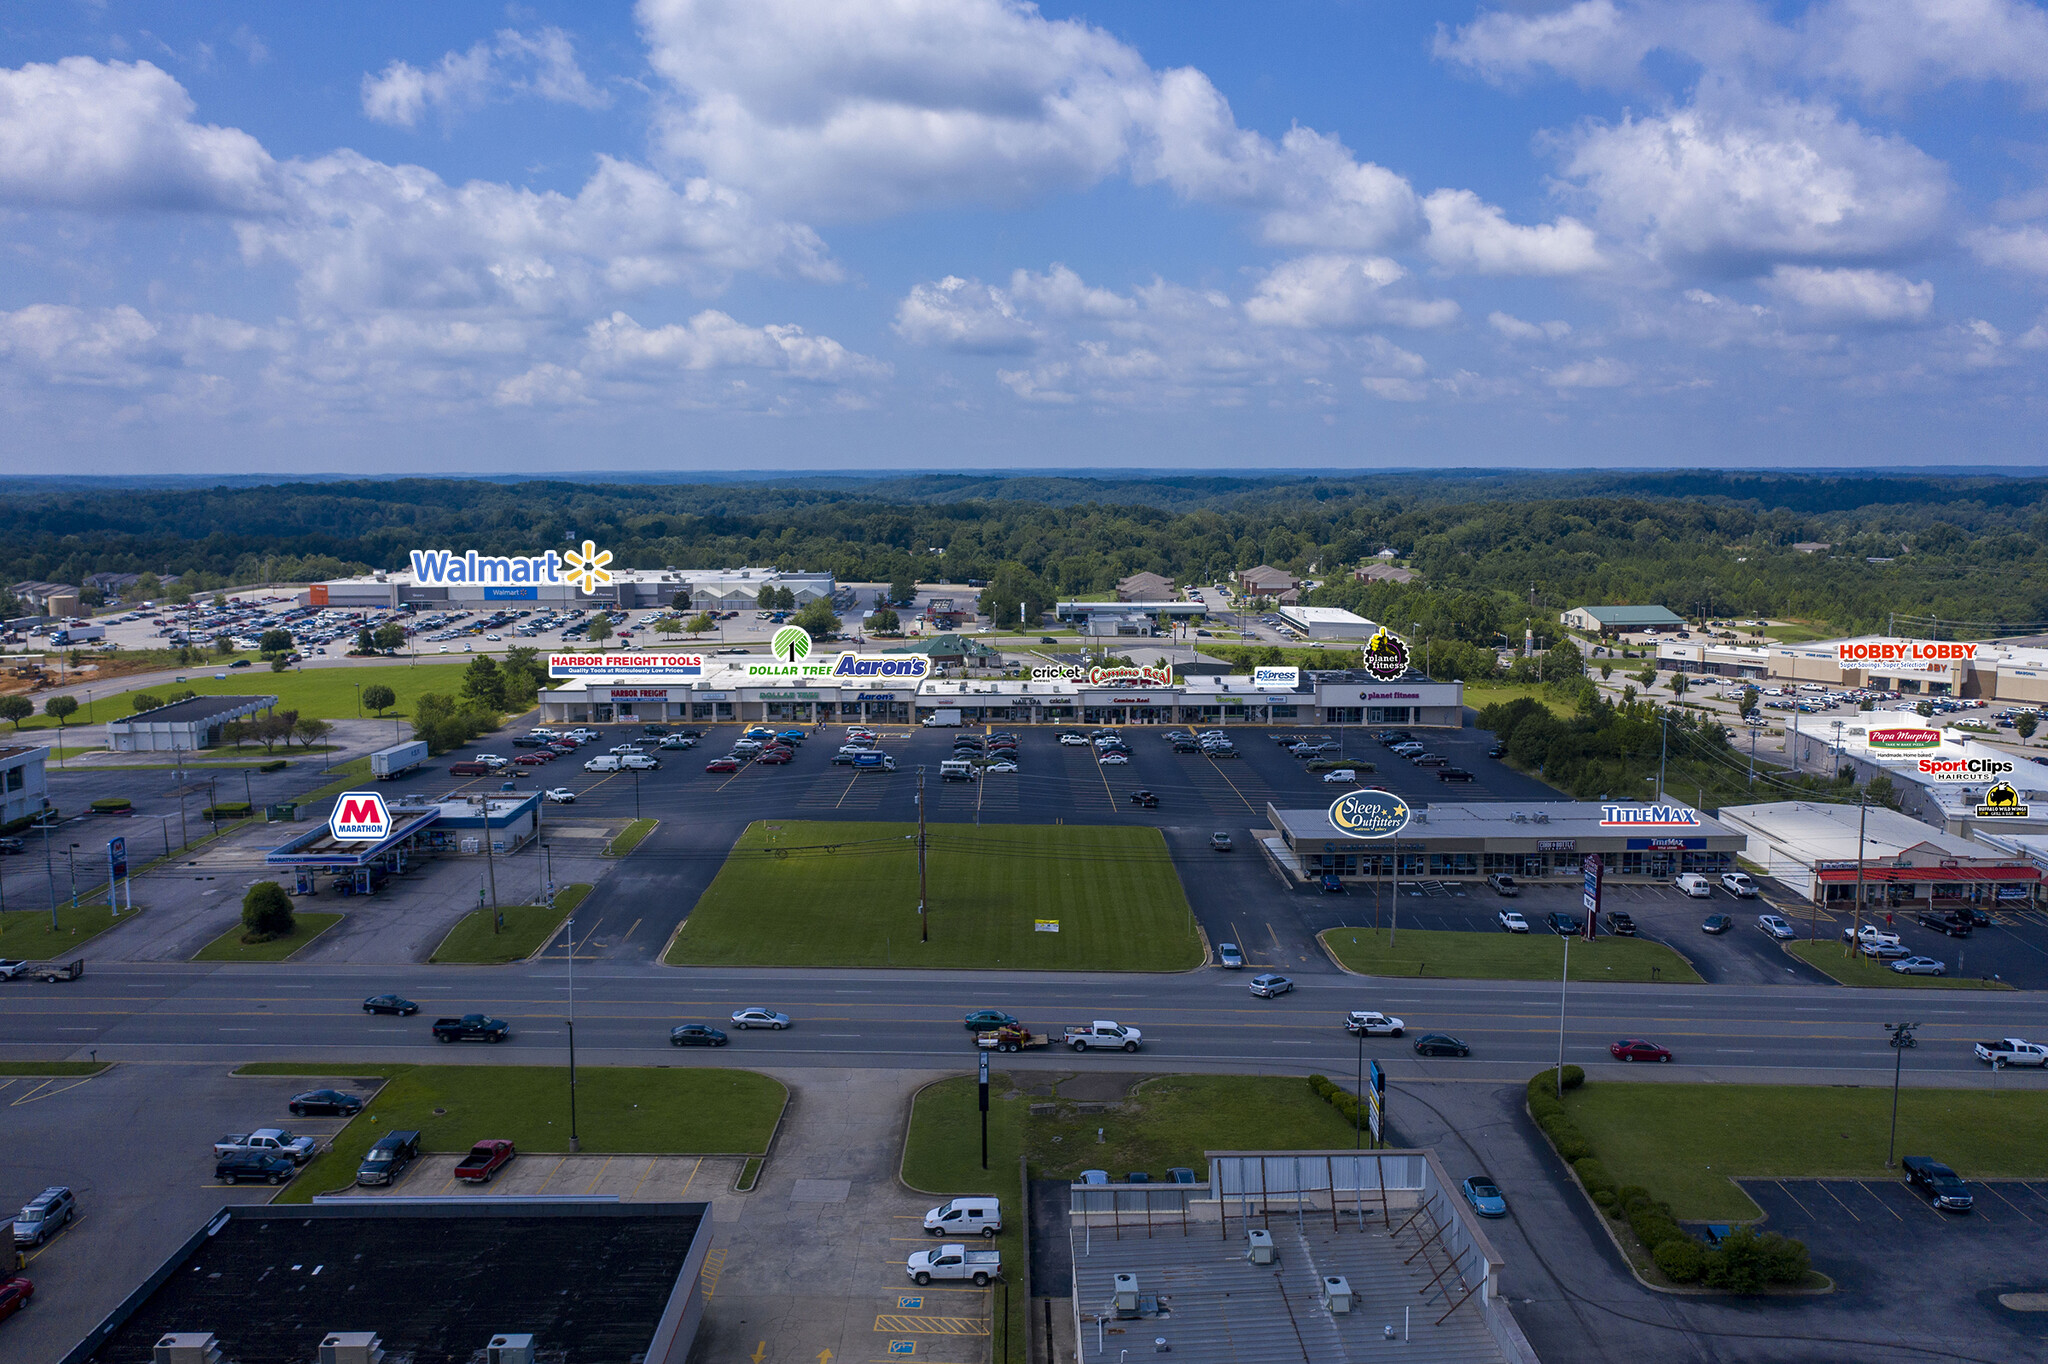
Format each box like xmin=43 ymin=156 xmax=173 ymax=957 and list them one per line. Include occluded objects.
xmin=551 ymin=653 xmax=704 ymax=678
xmin=330 ymin=791 xmax=392 ymax=843
xmin=1327 ymin=789 xmax=1412 ymax=838
xmin=1088 ymin=664 xmax=1172 ymax=686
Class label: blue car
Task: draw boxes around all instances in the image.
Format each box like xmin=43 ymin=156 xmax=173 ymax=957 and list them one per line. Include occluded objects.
xmin=1461 ymin=1176 xmax=1507 ymax=1218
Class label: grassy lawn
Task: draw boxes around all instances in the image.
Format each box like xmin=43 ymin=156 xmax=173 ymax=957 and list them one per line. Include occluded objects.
xmin=666 ymin=821 xmax=1203 ymax=971
xmin=1786 ymin=940 xmax=2013 ymax=990
xmin=1462 ymin=680 xmax=1575 ymax=717
xmin=903 ymin=1078 xmax=1029 ymax=1364
xmin=251 ymin=1064 xmax=787 ymax=1203
xmin=0 ymin=1060 xmax=109 ymax=1076
xmin=5 ymin=663 xmax=486 ymax=730
xmin=1322 ymin=927 xmax=1702 ymax=983
xmin=605 ymin=818 xmax=658 ymax=857
xmin=191 ymin=911 xmax=342 ymax=962
xmin=1564 ymin=1081 xmax=2048 ymax=1220
xmin=0 ymin=904 xmax=131 ymax=956
xmin=430 ymin=884 xmax=591 ymax=963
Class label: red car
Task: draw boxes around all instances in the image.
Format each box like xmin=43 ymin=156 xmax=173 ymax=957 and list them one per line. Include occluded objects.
xmin=705 ymin=757 xmax=741 ymax=773
xmin=511 ymin=754 xmax=548 ymax=766
xmin=1610 ymin=1038 xmax=1672 ymax=1063
xmin=756 ymin=748 xmax=793 ymax=765
xmin=0 ymin=1276 xmax=32 ymax=1323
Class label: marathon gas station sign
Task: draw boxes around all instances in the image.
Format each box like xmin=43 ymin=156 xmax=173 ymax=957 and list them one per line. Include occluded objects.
xmin=551 ymin=653 xmax=704 ymax=677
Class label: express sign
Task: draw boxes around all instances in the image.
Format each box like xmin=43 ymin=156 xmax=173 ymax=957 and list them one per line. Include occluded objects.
xmin=330 ymin=791 xmax=392 ymax=842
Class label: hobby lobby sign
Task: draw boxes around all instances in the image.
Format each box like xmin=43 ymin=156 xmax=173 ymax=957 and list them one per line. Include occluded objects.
xmin=1837 ymin=641 xmax=1979 ymax=664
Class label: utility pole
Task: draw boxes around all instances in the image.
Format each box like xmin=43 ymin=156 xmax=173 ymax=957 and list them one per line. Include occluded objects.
xmin=1748 ymin=719 xmax=1757 ymax=789
xmin=1656 ymin=709 xmax=1669 ymax=801
xmin=1851 ymin=791 xmax=1869 ymax=952
xmin=42 ymin=811 xmax=59 ymax=929
xmin=1884 ymin=1021 xmax=1918 ymax=1167
xmin=917 ymin=765 xmax=928 ymax=943
xmin=566 ymin=910 xmax=580 ymax=1154
xmin=1555 ymin=931 xmax=1571 ymax=1099
xmin=479 ymin=795 xmax=499 ymax=912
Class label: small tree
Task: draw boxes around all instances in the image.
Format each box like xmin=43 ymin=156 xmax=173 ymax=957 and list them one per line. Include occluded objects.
xmin=131 ymin=692 xmax=165 ymax=713
xmin=870 ymin=607 xmax=900 ymax=632
xmin=793 ymin=598 xmax=840 ymax=638
xmin=1740 ymin=685 xmax=1759 ymax=716
xmin=2018 ymin=714 xmax=2039 ymax=741
xmin=372 ymin=622 xmax=407 ymax=653
xmin=1668 ymin=672 xmax=1689 ymax=697
xmin=461 ymin=655 xmax=506 ymax=710
xmin=890 ymin=575 xmax=916 ymax=605
xmin=241 ymin=880 xmax=295 ymax=940
xmin=1634 ymin=666 xmax=1657 ymax=687
xmin=361 ymin=684 xmax=396 ymax=716
xmin=654 ymin=614 xmax=682 ymax=639
xmin=685 ymin=612 xmax=715 ymax=635
xmin=355 ymin=627 xmax=375 ymax=654
xmin=212 ymin=633 xmax=234 ymax=657
xmin=1915 ymin=700 xmax=1934 ymax=719
xmin=292 ymin=716 xmax=333 ymax=748
xmin=0 ymin=695 xmax=32 ymax=729
xmin=586 ymin=616 xmax=614 ymax=648
xmin=1599 ymin=662 xmax=1612 ymax=680
xmin=258 ymin=628 xmax=294 ymax=657
xmin=270 ymin=654 xmax=291 ymax=673
xmin=45 ymin=695 xmax=78 ymax=730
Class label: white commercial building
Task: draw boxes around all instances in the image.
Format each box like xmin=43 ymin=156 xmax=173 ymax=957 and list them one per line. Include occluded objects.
xmin=1718 ymin=800 xmax=2040 ymax=908
xmin=1276 ymin=605 xmax=1378 ymax=640
xmin=104 ymin=694 xmax=280 ymax=753
xmin=1661 ymin=633 xmax=2048 ymax=704
xmin=1782 ymin=721 xmax=2048 ymax=839
xmin=0 ymin=743 xmax=50 ymax=829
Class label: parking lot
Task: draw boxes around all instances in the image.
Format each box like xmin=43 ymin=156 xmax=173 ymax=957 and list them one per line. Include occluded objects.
xmin=1741 ymin=1177 xmax=2048 ymax=1357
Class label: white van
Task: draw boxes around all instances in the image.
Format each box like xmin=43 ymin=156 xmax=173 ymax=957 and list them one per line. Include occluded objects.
xmin=924 ymin=1196 xmax=1001 ymax=1237
xmin=939 ymin=759 xmax=976 ymax=782
xmin=583 ymin=755 xmax=622 ymax=773
xmin=1674 ymin=873 xmax=1713 ymax=898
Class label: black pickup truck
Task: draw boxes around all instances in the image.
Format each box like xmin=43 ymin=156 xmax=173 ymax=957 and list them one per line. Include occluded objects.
xmin=1916 ymin=911 xmax=1973 ymax=938
xmin=432 ymin=1013 xmax=510 ymax=1043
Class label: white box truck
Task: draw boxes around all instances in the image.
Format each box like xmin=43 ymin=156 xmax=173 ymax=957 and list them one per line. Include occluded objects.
xmin=923 ymin=709 xmax=963 ymax=727
xmin=370 ymin=740 xmax=429 ymax=780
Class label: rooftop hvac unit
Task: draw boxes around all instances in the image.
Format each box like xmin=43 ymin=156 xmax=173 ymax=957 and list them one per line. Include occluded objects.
xmin=1511 ymin=812 xmax=1528 ymax=823
xmin=1113 ymin=1272 xmax=1141 ymax=1318
xmin=1321 ymin=1275 xmax=1354 ymax=1314
xmin=153 ymin=1334 xmax=223 ymax=1364
xmin=487 ymin=1335 xmax=537 ymax=1364
xmin=1533 ymin=813 xmax=1550 ymax=824
xmin=1246 ymin=1229 xmax=1275 ymax=1265
xmin=317 ymin=1333 xmax=385 ymax=1364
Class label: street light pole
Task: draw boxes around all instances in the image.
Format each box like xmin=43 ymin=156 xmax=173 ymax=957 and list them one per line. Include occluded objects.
xmin=1555 ymin=931 xmax=1572 ymax=1099
xmin=1355 ymin=1025 xmax=1364 ymax=1150
xmin=917 ymin=765 xmax=929 ymax=943
xmin=42 ymin=811 xmax=59 ymax=929
xmin=1884 ymin=1021 xmax=1918 ymax=1167
xmin=566 ymin=911 xmax=580 ymax=1154
xmin=67 ymin=843 xmax=79 ymax=911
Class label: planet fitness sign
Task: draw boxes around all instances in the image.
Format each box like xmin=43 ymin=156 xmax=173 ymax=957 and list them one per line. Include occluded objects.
xmin=330 ymin=791 xmax=392 ymax=842
xmin=1328 ymin=789 xmax=1412 ymax=838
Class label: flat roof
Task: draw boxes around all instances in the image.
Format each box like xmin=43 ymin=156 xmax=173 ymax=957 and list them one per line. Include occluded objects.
xmin=1272 ymin=800 xmax=1741 ymax=845
xmin=1279 ymin=605 xmax=1374 ymax=624
xmin=0 ymin=744 xmax=44 ymax=763
xmin=1569 ymin=604 xmax=1685 ymax=625
xmin=61 ymin=1200 xmax=707 ymax=1364
xmin=108 ymin=694 xmax=276 ymax=726
xmin=1716 ymin=801 xmax=1986 ymax=861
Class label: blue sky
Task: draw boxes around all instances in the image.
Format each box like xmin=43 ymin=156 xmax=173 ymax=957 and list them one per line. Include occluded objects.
xmin=5 ymin=0 xmax=2048 ymax=473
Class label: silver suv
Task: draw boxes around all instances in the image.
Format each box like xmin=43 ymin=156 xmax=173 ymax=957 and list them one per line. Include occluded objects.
xmin=14 ymin=1185 xmax=75 ymax=1246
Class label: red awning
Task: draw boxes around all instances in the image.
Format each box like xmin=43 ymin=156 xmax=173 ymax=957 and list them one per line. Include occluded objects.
xmin=1815 ymin=865 xmax=2041 ymax=884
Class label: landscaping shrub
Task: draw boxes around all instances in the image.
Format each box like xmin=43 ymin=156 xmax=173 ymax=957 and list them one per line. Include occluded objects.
xmin=1539 ymin=1113 xmax=1591 ymax=1163
xmin=1573 ymin=1157 xmax=1615 ymax=1197
xmin=241 ymin=881 xmax=294 ymax=940
xmin=1705 ymin=1227 xmax=1809 ymax=1292
xmin=200 ymin=802 xmax=254 ymax=820
xmin=1617 ymin=1186 xmax=1650 ymax=1212
xmin=1308 ymin=1074 xmax=1336 ymax=1100
xmin=1627 ymin=1202 xmax=1686 ymax=1252
xmin=1654 ymin=1238 xmax=1708 ymax=1283
xmin=259 ymin=760 xmax=286 ymax=772
xmin=90 ymin=798 xmax=132 ymax=813
xmin=1592 ymin=1189 xmax=1620 ymax=1217
xmin=1559 ymin=1064 xmax=1585 ymax=1090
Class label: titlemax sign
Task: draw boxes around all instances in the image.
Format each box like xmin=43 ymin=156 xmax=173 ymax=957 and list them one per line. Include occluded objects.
xmin=1837 ymin=641 xmax=1979 ymax=664
xmin=1599 ymin=804 xmax=1702 ymax=828
xmin=411 ymin=549 xmax=563 ymax=585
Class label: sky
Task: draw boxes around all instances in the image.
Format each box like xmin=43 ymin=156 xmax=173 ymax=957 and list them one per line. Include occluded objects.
xmin=4 ymin=0 xmax=2048 ymax=474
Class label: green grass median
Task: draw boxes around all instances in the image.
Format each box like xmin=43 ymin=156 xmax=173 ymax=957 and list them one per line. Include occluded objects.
xmin=191 ymin=912 xmax=342 ymax=962
xmin=1563 ymin=1082 xmax=2048 ymax=1221
xmin=666 ymin=820 xmax=1203 ymax=970
xmin=1786 ymin=940 xmax=2013 ymax=990
xmin=0 ymin=904 xmax=132 ymax=956
xmin=0 ymin=1061 xmax=110 ymax=1076
xmin=234 ymin=1063 xmax=788 ymax=1204
xmin=605 ymin=819 xmax=658 ymax=857
xmin=1322 ymin=926 xmax=1702 ymax=983
xmin=430 ymin=884 xmax=591 ymax=963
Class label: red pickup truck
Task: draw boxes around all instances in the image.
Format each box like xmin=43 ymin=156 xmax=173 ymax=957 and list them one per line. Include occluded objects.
xmin=453 ymin=1139 xmax=515 ymax=1183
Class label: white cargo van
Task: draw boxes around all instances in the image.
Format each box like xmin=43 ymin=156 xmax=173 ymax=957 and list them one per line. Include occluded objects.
xmin=584 ymin=755 xmax=622 ymax=772
xmin=923 ymin=1196 xmax=1001 ymax=1237
xmin=1673 ymin=873 xmax=1713 ymax=898
xmin=939 ymin=759 xmax=976 ymax=782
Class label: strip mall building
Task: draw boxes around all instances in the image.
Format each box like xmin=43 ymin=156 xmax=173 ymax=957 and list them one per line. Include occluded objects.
xmin=533 ymin=655 xmax=1465 ymax=728
xmin=1658 ymin=634 xmax=2048 ymax=704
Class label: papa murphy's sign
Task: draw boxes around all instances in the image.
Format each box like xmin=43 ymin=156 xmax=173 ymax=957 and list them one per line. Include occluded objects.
xmin=551 ymin=653 xmax=704 ymax=677
xmin=1838 ymin=641 xmax=1979 ymax=666
xmin=1868 ymin=727 xmax=1942 ymax=751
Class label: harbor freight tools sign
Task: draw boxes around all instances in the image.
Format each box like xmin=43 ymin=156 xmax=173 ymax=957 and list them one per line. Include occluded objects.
xmin=1600 ymin=804 xmax=1703 ymax=828
xmin=1253 ymin=666 xmax=1300 ymax=688
xmin=1361 ymin=627 xmax=1411 ymax=681
xmin=1918 ymin=756 xmax=2017 ymax=782
xmin=330 ymin=791 xmax=392 ymax=842
xmin=550 ymin=653 xmax=704 ymax=678
xmin=1837 ymin=641 xmax=1979 ymax=665
xmin=1328 ymin=789 xmax=1412 ymax=838
xmin=1979 ymin=782 xmax=2031 ymax=818
xmin=1868 ymin=728 xmax=1943 ymax=750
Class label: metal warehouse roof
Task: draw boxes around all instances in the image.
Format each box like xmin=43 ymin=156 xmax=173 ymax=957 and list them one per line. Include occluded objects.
xmin=1570 ymin=604 xmax=1685 ymax=625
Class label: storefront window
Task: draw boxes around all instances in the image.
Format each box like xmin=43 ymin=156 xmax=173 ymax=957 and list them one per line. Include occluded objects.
xmin=1429 ymin=853 xmax=1478 ymax=876
xmin=1367 ymin=707 xmax=1411 ymax=724
xmin=1326 ymin=707 xmax=1364 ymax=724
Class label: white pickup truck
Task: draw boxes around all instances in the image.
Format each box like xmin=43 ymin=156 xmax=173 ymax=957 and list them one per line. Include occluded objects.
xmin=1974 ymin=1038 xmax=2048 ymax=1067
xmin=213 ymin=1128 xmax=319 ymax=1164
xmin=1842 ymin=924 xmax=1902 ymax=949
xmin=1063 ymin=1020 xmax=1142 ymax=1053
xmin=907 ymin=1243 xmax=1000 ymax=1286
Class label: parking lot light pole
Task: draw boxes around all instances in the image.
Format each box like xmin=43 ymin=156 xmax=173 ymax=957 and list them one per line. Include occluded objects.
xmin=1355 ymin=1026 xmax=1365 ymax=1150
xmin=1884 ymin=1021 xmax=1918 ymax=1167
xmin=1555 ymin=931 xmax=1572 ymax=1099
xmin=67 ymin=842 xmax=80 ymax=911
xmin=566 ymin=911 xmax=580 ymax=1154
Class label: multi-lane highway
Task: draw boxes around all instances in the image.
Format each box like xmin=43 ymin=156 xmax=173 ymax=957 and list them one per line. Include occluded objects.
xmin=10 ymin=962 xmax=2045 ymax=1085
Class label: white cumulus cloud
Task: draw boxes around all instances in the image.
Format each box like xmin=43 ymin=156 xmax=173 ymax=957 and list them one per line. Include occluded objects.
xmin=362 ymin=27 xmax=610 ymax=129
xmin=1244 ymin=255 xmax=1458 ymax=331
xmin=1421 ymin=189 xmax=1605 ymax=275
xmin=1762 ymin=265 xmax=1932 ymax=323
xmin=1542 ymin=356 xmax=1632 ymax=388
xmin=584 ymin=309 xmax=886 ymax=381
xmin=893 ymin=276 xmax=1044 ymax=354
xmin=1970 ymin=224 xmax=2048 ymax=275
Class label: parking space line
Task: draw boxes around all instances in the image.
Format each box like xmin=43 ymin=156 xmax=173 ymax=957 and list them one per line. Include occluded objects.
xmin=534 ymin=1156 xmax=569 ymax=1192
xmin=1852 ymin=1181 xmax=1904 ymax=1221
xmin=579 ymin=1155 xmax=615 ymax=1195
xmin=1817 ymin=1182 xmax=1862 ymax=1222
xmin=1772 ymin=1180 xmax=1817 ymax=1218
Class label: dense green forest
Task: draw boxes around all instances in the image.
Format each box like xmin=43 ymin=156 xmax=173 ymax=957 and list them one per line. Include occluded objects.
xmin=3 ymin=471 xmax=2045 ymax=636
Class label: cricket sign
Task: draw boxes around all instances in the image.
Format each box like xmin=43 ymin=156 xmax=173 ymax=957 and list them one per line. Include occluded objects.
xmin=1328 ymin=789 xmax=1412 ymax=838
xmin=330 ymin=791 xmax=392 ymax=842
xmin=1361 ymin=627 xmax=1411 ymax=681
